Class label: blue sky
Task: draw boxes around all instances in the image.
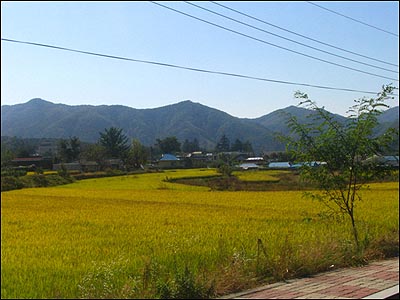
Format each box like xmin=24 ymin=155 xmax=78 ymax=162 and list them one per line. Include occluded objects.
xmin=1 ymin=1 xmax=399 ymax=118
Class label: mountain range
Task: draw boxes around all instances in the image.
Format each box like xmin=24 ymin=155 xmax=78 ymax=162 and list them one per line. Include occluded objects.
xmin=1 ymin=98 xmax=398 ymax=154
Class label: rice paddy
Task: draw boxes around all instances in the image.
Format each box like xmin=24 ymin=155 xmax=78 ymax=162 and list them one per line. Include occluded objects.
xmin=1 ymin=169 xmax=398 ymax=298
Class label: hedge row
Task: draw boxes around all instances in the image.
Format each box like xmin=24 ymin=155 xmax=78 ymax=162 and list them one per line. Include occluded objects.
xmin=1 ymin=174 xmax=75 ymax=192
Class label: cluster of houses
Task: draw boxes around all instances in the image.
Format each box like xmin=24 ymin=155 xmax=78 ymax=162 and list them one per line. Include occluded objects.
xmin=10 ymin=151 xmax=399 ymax=173
xmin=8 ymin=140 xmax=399 ymax=172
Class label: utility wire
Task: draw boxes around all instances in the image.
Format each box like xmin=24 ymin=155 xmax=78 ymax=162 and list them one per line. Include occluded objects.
xmin=2 ymin=38 xmax=395 ymax=96
xmin=307 ymin=1 xmax=399 ymax=38
xmin=184 ymin=1 xmax=397 ymax=74
xmin=149 ymin=1 xmax=398 ymax=82
xmin=211 ymin=1 xmax=398 ymax=67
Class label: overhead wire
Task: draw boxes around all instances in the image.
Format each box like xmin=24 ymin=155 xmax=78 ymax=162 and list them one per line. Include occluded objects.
xmin=149 ymin=1 xmax=399 ymax=82
xmin=210 ymin=1 xmax=398 ymax=67
xmin=184 ymin=1 xmax=397 ymax=74
xmin=306 ymin=1 xmax=399 ymax=38
xmin=2 ymin=38 xmax=397 ymax=96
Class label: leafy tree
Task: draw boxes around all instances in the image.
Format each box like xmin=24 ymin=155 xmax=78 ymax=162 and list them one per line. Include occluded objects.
xmin=126 ymin=139 xmax=148 ymax=169
xmin=58 ymin=139 xmax=69 ymax=162
xmin=1 ymin=137 xmax=41 ymax=159
xmin=281 ymin=85 xmax=397 ymax=249
xmin=182 ymin=138 xmax=200 ymax=153
xmin=69 ymin=136 xmax=81 ymax=161
xmin=217 ymin=163 xmax=233 ymax=177
xmin=156 ymin=136 xmax=181 ymax=154
xmin=1 ymin=147 xmax=15 ymax=168
xmin=215 ymin=134 xmax=230 ymax=153
xmin=58 ymin=136 xmax=81 ymax=162
xmin=99 ymin=127 xmax=130 ymax=159
xmin=242 ymin=140 xmax=254 ymax=154
xmin=230 ymin=138 xmax=243 ymax=152
xmin=80 ymin=143 xmax=107 ymax=169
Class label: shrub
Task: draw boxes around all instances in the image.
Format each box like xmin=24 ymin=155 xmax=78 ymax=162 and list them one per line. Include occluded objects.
xmin=217 ymin=164 xmax=233 ymax=177
xmin=156 ymin=266 xmax=215 ymax=299
xmin=1 ymin=168 xmax=27 ymax=177
xmin=1 ymin=176 xmax=24 ymax=191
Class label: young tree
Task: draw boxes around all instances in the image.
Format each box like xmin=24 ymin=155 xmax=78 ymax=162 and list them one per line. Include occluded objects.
xmin=281 ymin=85 xmax=397 ymax=249
xmin=126 ymin=139 xmax=148 ymax=169
xmin=80 ymin=143 xmax=107 ymax=170
xmin=99 ymin=127 xmax=130 ymax=159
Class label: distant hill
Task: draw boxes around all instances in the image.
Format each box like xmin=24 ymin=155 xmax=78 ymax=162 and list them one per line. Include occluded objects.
xmin=1 ymin=99 xmax=398 ymax=154
xmin=250 ymin=105 xmax=349 ymax=136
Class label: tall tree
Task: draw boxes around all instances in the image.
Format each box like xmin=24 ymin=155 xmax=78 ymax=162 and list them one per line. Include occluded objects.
xmin=242 ymin=140 xmax=254 ymax=154
xmin=58 ymin=139 xmax=70 ymax=163
xmin=215 ymin=134 xmax=230 ymax=153
xmin=156 ymin=136 xmax=181 ymax=154
xmin=182 ymin=138 xmax=200 ymax=153
xmin=281 ymin=85 xmax=397 ymax=249
xmin=69 ymin=136 xmax=81 ymax=161
xmin=230 ymin=138 xmax=243 ymax=152
xmin=99 ymin=127 xmax=130 ymax=159
xmin=58 ymin=136 xmax=81 ymax=162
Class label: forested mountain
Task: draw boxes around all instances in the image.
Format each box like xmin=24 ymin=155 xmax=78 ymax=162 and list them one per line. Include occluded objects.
xmin=1 ymin=98 xmax=398 ymax=154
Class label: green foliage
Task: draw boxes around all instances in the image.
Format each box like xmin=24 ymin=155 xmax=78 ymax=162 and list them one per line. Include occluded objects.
xmin=34 ymin=167 xmax=44 ymax=175
xmin=58 ymin=137 xmax=81 ymax=163
xmin=57 ymin=163 xmax=69 ymax=178
xmin=182 ymin=138 xmax=200 ymax=153
xmin=80 ymin=143 xmax=107 ymax=169
xmin=1 ymin=168 xmax=27 ymax=177
xmin=156 ymin=266 xmax=214 ymax=299
xmin=1 ymin=148 xmax=15 ymax=168
xmin=215 ymin=134 xmax=230 ymax=152
xmin=230 ymin=138 xmax=254 ymax=153
xmin=281 ymin=85 xmax=398 ymax=248
xmin=1 ymin=173 xmax=75 ymax=191
xmin=217 ymin=163 xmax=233 ymax=177
xmin=78 ymin=256 xmax=138 ymax=299
xmin=99 ymin=127 xmax=130 ymax=159
xmin=1 ymin=176 xmax=24 ymax=191
xmin=156 ymin=136 xmax=181 ymax=154
xmin=126 ymin=139 xmax=148 ymax=169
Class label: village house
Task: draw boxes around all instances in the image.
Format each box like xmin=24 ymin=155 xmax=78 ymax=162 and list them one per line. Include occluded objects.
xmin=11 ymin=156 xmax=53 ymax=170
xmin=157 ymin=154 xmax=184 ymax=169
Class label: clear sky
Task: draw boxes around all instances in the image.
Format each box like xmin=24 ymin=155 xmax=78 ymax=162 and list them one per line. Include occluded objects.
xmin=1 ymin=1 xmax=399 ymax=118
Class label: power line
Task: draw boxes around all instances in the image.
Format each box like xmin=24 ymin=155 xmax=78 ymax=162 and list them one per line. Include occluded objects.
xmin=149 ymin=1 xmax=399 ymax=82
xmin=184 ymin=1 xmax=397 ymax=74
xmin=307 ymin=1 xmax=399 ymax=38
xmin=211 ymin=1 xmax=398 ymax=68
xmin=2 ymin=38 xmax=395 ymax=96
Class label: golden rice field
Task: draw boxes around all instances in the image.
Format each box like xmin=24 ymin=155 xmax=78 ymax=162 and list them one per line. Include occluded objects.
xmin=1 ymin=169 xmax=398 ymax=299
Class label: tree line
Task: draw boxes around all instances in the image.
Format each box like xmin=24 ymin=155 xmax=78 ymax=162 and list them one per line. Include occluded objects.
xmin=1 ymin=128 xmax=256 ymax=170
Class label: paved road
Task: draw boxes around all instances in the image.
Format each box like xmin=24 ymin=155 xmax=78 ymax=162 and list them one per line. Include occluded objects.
xmin=220 ymin=257 xmax=399 ymax=299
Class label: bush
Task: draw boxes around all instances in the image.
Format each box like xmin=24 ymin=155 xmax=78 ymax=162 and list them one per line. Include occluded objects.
xmin=1 ymin=168 xmax=27 ymax=177
xmin=156 ymin=266 xmax=215 ymax=299
xmin=217 ymin=164 xmax=233 ymax=177
xmin=1 ymin=176 xmax=24 ymax=191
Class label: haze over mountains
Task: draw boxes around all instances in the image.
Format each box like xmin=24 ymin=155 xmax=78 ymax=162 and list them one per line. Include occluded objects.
xmin=1 ymin=98 xmax=398 ymax=154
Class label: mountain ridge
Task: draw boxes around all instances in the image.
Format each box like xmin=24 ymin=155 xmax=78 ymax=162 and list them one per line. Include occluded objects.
xmin=1 ymin=99 xmax=398 ymax=154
